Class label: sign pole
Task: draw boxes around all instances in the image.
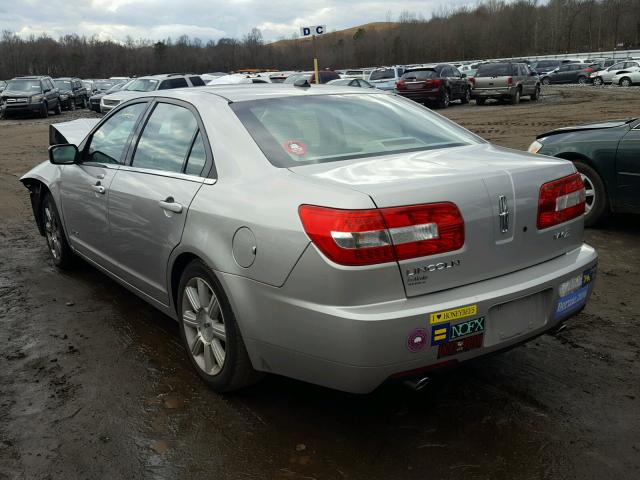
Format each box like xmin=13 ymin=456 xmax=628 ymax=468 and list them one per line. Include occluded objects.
xmin=312 ymin=34 xmax=319 ymax=85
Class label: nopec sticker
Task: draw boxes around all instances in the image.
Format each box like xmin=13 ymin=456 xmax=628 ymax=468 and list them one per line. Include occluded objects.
xmin=284 ymin=140 xmax=307 ymax=156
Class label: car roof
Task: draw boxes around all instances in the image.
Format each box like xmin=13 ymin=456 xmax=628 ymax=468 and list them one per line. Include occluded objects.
xmin=13 ymin=76 xmax=48 ymax=80
xmin=132 ymin=84 xmax=388 ymax=103
xmin=136 ymin=73 xmax=198 ymax=80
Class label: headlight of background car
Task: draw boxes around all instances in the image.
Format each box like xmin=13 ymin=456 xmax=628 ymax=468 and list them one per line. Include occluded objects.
xmin=30 ymin=95 xmax=44 ymax=103
xmin=527 ymin=139 xmax=545 ymax=154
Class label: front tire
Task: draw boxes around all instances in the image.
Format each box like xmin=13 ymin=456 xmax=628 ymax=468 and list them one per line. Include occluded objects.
xmin=593 ymin=77 xmax=603 ymax=86
xmin=461 ymin=87 xmax=470 ymax=104
xmin=476 ymin=97 xmax=486 ymax=105
xmin=574 ymin=161 xmax=608 ymax=227
xmin=42 ymin=193 xmax=75 ymax=268
xmin=40 ymin=102 xmax=48 ymax=118
xmin=542 ymin=77 xmax=551 ymax=85
xmin=177 ymin=260 xmax=262 ymax=392
xmin=54 ymin=102 xmax=62 ymax=115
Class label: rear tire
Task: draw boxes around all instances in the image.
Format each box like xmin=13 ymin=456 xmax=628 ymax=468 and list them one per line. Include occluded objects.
xmin=81 ymin=97 xmax=87 ymax=108
xmin=177 ymin=260 xmax=262 ymax=392
xmin=437 ymin=89 xmax=450 ymax=109
xmin=510 ymin=89 xmax=521 ymax=105
xmin=40 ymin=103 xmax=48 ymax=118
xmin=577 ymin=76 xmax=587 ymax=84
xmin=476 ymin=97 xmax=486 ymax=105
xmin=54 ymin=102 xmax=62 ymax=115
xmin=530 ymin=85 xmax=540 ymax=101
xmin=573 ymin=161 xmax=608 ymax=227
xmin=42 ymin=192 xmax=75 ymax=269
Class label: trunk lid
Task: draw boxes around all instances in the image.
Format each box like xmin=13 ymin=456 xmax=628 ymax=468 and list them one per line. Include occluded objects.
xmin=289 ymin=144 xmax=582 ymax=297
xmin=473 ymin=75 xmax=511 ymax=90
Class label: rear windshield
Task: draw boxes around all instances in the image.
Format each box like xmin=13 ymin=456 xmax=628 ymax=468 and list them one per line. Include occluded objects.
xmin=476 ymin=63 xmax=513 ymax=77
xmin=401 ymin=69 xmax=437 ymax=80
xmin=231 ymin=94 xmax=480 ymax=167
xmin=369 ymin=68 xmax=395 ymax=80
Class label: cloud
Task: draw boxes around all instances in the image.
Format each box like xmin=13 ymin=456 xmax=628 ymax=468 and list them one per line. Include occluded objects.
xmin=0 ymin=0 xmax=476 ymax=43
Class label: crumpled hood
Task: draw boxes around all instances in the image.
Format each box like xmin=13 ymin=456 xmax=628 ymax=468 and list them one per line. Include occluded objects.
xmin=49 ymin=118 xmax=100 ymax=146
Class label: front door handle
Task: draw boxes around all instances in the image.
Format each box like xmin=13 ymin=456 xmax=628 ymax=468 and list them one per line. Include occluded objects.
xmin=158 ymin=197 xmax=183 ymax=214
xmin=91 ymin=182 xmax=105 ymax=194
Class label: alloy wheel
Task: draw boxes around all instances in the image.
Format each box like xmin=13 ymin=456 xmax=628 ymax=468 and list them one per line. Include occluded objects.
xmin=43 ymin=203 xmax=62 ymax=260
xmin=181 ymin=277 xmax=226 ymax=376
xmin=580 ymin=173 xmax=596 ymax=215
xmin=621 ymin=78 xmax=631 ymax=87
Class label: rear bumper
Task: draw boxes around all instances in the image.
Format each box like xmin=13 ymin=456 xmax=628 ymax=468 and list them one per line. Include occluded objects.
xmin=472 ymin=86 xmax=516 ymax=98
xmin=223 ymin=243 xmax=598 ymax=393
xmin=397 ymin=88 xmax=442 ymax=103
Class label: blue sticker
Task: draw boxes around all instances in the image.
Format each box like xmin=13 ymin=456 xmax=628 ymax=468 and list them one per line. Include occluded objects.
xmin=431 ymin=323 xmax=450 ymax=346
xmin=555 ymin=284 xmax=589 ymax=320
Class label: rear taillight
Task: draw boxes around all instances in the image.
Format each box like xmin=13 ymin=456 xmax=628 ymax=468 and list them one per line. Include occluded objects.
xmin=426 ymin=79 xmax=443 ymax=88
xmin=584 ymin=67 xmax=594 ymax=73
xmin=299 ymin=203 xmax=464 ymax=266
xmin=396 ymin=79 xmax=406 ymax=89
xmin=469 ymin=77 xmax=475 ymax=86
xmin=537 ymin=172 xmax=586 ymax=229
xmin=506 ymin=77 xmax=513 ymax=86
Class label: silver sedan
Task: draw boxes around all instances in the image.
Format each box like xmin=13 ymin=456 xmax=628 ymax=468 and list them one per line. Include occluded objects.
xmin=21 ymin=85 xmax=597 ymax=393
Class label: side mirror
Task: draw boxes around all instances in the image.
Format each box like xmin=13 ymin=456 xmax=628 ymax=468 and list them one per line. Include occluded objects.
xmin=461 ymin=73 xmax=467 ymax=78
xmin=49 ymin=144 xmax=78 ymax=165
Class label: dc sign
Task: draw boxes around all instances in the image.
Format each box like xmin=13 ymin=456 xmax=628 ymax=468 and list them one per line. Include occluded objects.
xmin=300 ymin=25 xmax=327 ymax=37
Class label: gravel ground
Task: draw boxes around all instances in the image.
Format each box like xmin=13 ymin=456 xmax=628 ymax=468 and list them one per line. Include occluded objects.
xmin=0 ymin=87 xmax=639 ymax=480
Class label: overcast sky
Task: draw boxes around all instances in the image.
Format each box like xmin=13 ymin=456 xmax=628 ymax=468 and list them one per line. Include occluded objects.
xmin=3 ymin=0 xmax=473 ymax=43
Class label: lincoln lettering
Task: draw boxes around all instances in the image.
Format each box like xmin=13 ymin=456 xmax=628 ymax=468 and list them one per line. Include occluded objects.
xmin=406 ymin=259 xmax=461 ymax=278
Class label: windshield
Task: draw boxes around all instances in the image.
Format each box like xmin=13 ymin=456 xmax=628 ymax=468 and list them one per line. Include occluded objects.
xmin=54 ymin=80 xmax=71 ymax=89
xmin=476 ymin=63 xmax=513 ymax=77
xmin=5 ymin=80 xmax=41 ymax=93
xmin=94 ymin=80 xmax=114 ymax=90
xmin=402 ymin=70 xmax=437 ymax=80
xmin=106 ymin=82 xmax=127 ymax=93
xmin=369 ymin=68 xmax=395 ymax=80
xmin=231 ymin=94 xmax=480 ymax=167
xmin=283 ymin=73 xmax=311 ymax=84
xmin=124 ymin=78 xmax=159 ymax=92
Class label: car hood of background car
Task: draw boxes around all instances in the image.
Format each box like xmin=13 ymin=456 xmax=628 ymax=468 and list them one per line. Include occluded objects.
xmin=1 ymin=90 xmax=32 ymax=97
xmin=536 ymin=119 xmax=635 ymax=139
xmin=102 ymin=90 xmax=147 ymax=102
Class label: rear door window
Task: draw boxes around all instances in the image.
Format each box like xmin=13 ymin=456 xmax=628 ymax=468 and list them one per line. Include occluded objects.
xmin=132 ymin=103 xmax=198 ymax=173
xmin=189 ymin=76 xmax=206 ymax=86
xmin=158 ymin=78 xmax=189 ymax=90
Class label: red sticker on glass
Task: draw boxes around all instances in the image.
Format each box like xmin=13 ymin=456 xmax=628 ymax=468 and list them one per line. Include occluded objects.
xmin=284 ymin=140 xmax=307 ymax=156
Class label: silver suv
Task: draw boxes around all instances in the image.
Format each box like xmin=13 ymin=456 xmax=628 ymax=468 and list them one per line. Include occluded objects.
xmin=471 ymin=62 xmax=540 ymax=105
xmin=100 ymin=73 xmax=205 ymax=113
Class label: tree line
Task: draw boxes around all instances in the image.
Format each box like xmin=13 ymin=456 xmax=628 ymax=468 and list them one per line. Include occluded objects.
xmin=0 ymin=0 xmax=639 ymax=79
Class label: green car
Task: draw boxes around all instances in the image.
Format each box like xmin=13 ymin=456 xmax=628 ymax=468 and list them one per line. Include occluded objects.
xmin=528 ymin=119 xmax=640 ymax=226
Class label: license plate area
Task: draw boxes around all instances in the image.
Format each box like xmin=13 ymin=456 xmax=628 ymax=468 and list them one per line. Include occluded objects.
xmin=485 ymin=289 xmax=552 ymax=347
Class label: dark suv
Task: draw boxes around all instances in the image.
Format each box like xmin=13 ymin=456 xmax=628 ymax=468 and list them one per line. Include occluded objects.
xmin=0 ymin=76 xmax=61 ymax=118
xmin=53 ymin=77 xmax=89 ymax=110
xmin=395 ymin=64 xmax=470 ymax=108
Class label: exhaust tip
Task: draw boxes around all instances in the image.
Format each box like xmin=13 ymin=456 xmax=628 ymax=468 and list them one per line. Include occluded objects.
xmin=403 ymin=376 xmax=430 ymax=391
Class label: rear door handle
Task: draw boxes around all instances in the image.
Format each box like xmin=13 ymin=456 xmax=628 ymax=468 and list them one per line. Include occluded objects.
xmin=158 ymin=197 xmax=183 ymax=214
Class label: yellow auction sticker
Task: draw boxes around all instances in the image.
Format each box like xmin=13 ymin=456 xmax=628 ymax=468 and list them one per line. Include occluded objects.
xmin=429 ymin=305 xmax=478 ymax=325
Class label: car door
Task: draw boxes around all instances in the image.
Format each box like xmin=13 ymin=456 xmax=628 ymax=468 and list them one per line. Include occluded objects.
xmin=107 ymin=100 xmax=211 ymax=305
xmin=59 ymin=102 xmax=149 ymax=266
xmin=615 ymin=124 xmax=640 ymax=210
xmin=43 ymin=79 xmax=57 ymax=106
xmin=449 ymin=66 xmax=464 ymax=98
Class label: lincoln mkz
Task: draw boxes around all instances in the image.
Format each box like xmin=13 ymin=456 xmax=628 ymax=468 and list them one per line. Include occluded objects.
xmin=21 ymin=85 xmax=597 ymax=393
